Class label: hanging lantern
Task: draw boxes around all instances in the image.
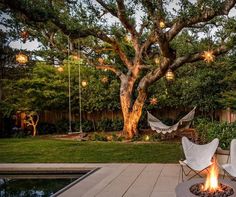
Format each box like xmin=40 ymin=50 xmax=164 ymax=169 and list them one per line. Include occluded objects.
xmin=81 ymin=80 xmax=88 ymax=87
xmin=202 ymin=50 xmax=215 ymax=63
xmin=16 ymin=52 xmax=28 ymax=64
xmin=57 ymin=67 xmax=64 ymax=72
xmin=101 ymin=76 xmax=108 ymax=83
xmin=159 ymin=21 xmax=165 ymax=29
xmin=150 ymin=97 xmax=158 ymax=105
xmin=165 ymin=69 xmax=174 ymax=81
xmin=98 ymin=57 xmax=104 ymax=65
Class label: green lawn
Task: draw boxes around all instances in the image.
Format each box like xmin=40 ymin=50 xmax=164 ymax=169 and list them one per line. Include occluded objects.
xmin=0 ymin=138 xmax=182 ymax=163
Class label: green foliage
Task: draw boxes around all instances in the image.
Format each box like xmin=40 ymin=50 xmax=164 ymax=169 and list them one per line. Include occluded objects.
xmin=218 ymin=55 xmax=236 ymax=109
xmin=147 ymin=57 xmax=229 ymax=111
xmin=95 ymin=119 xmax=123 ymax=131
xmin=55 ymin=119 xmax=70 ymax=133
xmin=89 ymin=132 xmax=108 ymax=141
xmin=2 ymin=61 xmax=120 ymax=114
xmin=195 ymin=118 xmax=236 ymax=149
xmin=37 ymin=122 xmax=57 ymax=135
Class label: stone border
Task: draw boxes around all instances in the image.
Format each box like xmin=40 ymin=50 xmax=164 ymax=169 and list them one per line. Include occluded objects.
xmin=175 ymin=178 xmax=236 ymax=197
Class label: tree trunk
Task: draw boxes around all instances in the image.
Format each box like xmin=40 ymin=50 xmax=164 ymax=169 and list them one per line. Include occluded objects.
xmin=32 ymin=125 xmax=37 ymax=136
xmin=120 ymin=79 xmax=147 ymax=139
xmin=123 ymin=111 xmax=142 ymax=139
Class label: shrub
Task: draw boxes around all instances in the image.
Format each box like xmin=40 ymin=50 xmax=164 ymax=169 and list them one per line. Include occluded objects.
xmin=111 ymin=119 xmax=123 ymax=131
xmin=90 ymin=132 xmax=108 ymax=141
xmin=195 ymin=118 xmax=236 ymax=149
xmin=37 ymin=122 xmax=57 ymax=135
xmin=111 ymin=132 xmax=125 ymax=141
xmin=96 ymin=119 xmax=113 ymax=131
xmin=75 ymin=120 xmax=94 ymax=132
xmin=138 ymin=112 xmax=149 ymax=129
xmin=55 ymin=119 xmax=69 ymax=133
xmin=12 ymin=128 xmax=29 ymax=138
xmin=95 ymin=119 xmax=123 ymax=131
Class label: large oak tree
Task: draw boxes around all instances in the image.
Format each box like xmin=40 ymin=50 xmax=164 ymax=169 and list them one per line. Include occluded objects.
xmin=1 ymin=0 xmax=236 ymax=138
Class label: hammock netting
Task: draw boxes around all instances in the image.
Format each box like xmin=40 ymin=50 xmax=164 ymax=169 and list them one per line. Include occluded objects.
xmin=147 ymin=107 xmax=196 ymax=134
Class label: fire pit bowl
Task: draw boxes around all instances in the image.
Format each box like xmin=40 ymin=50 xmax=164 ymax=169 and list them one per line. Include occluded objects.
xmin=175 ymin=178 xmax=236 ymax=197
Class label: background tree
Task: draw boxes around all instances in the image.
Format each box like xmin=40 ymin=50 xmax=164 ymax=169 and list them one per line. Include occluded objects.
xmin=1 ymin=0 xmax=236 ymax=138
xmin=2 ymin=61 xmax=120 ymax=114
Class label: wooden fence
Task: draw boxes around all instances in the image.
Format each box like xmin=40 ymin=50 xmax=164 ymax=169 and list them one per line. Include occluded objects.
xmin=1 ymin=108 xmax=236 ymax=131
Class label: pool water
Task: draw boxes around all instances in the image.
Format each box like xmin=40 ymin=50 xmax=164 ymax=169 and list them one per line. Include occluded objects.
xmin=0 ymin=170 xmax=93 ymax=197
xmin=0 ymin=178 xmax=77 ymax=197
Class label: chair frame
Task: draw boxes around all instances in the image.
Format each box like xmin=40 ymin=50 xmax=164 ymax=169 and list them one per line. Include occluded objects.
xmin=180 ymin=160 xmax=210 ymax=181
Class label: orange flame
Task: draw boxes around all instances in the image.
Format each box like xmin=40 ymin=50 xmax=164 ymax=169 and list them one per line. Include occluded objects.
xmin=203 ymin=158 xmax=221 ymax=192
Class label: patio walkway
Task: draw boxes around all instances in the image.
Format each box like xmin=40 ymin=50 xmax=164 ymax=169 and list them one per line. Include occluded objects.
xmin=0 ymin=163 xmax=182 ymax=197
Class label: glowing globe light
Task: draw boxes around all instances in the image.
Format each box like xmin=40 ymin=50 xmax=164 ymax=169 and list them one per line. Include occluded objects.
xmin=145 ymin=135 xmax=150 ymax=141
xmin=16 ymin=52 xmax=28 ymax=64
xmin=159 ymin=21 xmax=165 ymax=29
xmin=57 ymin=67 xmax=64 ymax=72
xmin=81 ymin=80 xmax=88 ymax=87
xmin=165 ymin=69 xmax=174 ymax=81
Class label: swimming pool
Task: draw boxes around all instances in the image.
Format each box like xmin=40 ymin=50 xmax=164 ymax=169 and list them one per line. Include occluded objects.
xmin=0 ymin=168 xmax=98 ymax=197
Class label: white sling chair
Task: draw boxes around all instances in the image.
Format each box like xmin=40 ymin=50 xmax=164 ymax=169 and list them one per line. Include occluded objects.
xmin=180 ymin=136 xmax=219 ymax=181
xmin=222 ymin=139 xmax=236 ymax=181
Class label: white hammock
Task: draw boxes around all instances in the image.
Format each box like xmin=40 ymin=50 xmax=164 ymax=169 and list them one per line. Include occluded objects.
xmin=147 ymin=107 xmax=196 ymax=134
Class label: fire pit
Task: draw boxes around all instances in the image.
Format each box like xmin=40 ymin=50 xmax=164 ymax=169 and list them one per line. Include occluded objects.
xmin=176 ymin=178 xmax=236 ymax=197
xmin=176 ymin=159 xmax=236 ymax=197
xmin=190 ymin=182 xmax=234 ymax=196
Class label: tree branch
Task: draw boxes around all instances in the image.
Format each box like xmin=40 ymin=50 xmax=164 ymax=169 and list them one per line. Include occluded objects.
xmin=116 ymin=0 xmax=139 ymax=54
xmin=95 ymin=0 xmax=118 ymax=17
xmin=170 ymin=44 xmax=229 ymax=70
xmin=167 ymin=0 xmax=236 ymax=41
xmin=96 ymin=65 xmax=126 ymax=80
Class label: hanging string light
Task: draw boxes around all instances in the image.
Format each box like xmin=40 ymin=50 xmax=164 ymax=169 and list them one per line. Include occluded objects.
xmin=150 ymin=97 xmax=158 ymax=105
xmin=165 ymin=69 xmax=175 ymax=81
xmin=202 ymin=50 xmax=215 ymax=63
